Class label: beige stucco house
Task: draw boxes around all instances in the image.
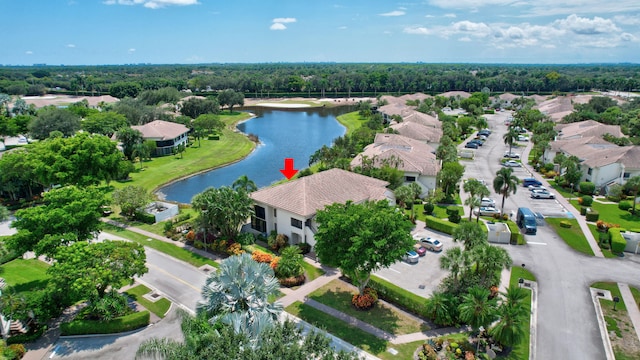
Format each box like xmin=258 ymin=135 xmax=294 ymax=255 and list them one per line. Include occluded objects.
xmin=131 ymin=120 xmax=190 ymax=156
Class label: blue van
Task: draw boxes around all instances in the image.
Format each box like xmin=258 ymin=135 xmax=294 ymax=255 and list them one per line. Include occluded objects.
xmin=522 ymin=177 xmax=542 ymax=188
xmin=517 ymin=207 xmax=537 ymax=234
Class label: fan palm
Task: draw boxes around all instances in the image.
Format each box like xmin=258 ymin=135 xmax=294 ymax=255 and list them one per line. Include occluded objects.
xmin=197 ymin=253 xmax=283 ymax=343
xmin=458 ymin=286 xmax=498 ymax=331
xmin=470 ymin=244 xmax=512 ymax=285
xmin=493 ymin=167 xmax=519 ymax=216
xmin=503 ymin=128 xmax=519 ymax=155
xmin=453 ymin=221 xmax=487 ymax=250
xmin=439 ymin=247 xmax=471 ymax=285
xmin=425 ymin=291 xmax=458 ymax=326
xmin=232 ymin=175 xmax=258 ymax=193
xmin=489 ymin=302 xmax=528 ymax=347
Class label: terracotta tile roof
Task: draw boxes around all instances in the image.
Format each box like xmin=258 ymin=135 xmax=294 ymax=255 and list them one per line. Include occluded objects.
xmin=555 ymin=120 xmax=624 ymax=139
xmin=132 ymin=120 xmax=190 ymax=140
xmin=437 ymin=91 xmax=471 ymax=98
xmin=390 ymin=121 xmax=443 ymax=143
xmin=550 ymin=136 xmax=635 ymax=168
xmin=249 ymin=168 xmax=390 ymax=218
xmin=402 ymin=111 xmax=440 ymax=128
xmin=378 ymin=103 xmax=414 ymax=117
xmin=351 ymin=134 xmax=440 ymax=176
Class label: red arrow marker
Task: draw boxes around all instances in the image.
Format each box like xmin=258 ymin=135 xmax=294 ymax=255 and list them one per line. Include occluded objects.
xmin=280 ymin=158 xmax=298 ymax=180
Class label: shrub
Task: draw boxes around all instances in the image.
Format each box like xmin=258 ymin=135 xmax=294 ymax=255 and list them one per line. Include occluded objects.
xmin=226 ymin=242 xmax=244 ymax=256
xmin=559 ymin=220 xmax=572 ymax=228
xmin=580 ymin=206 xmax=589 ymax=216
xmin=545 ymin=171 xmax=557 ymax=179
xmin=60 ymin=311 xmax=150 ymax=335
xmin=581 ymin=195 xmax=593 ymax=207
xmin=174 ymin=213 xmax=191 ymax=223
xmin=278 ymin=274 xmax=306 ymax=287
xmin=607 ymin=184 xmax=624 ymax=202
xmin=423 ymin=203 xmax=435 ymax=215
xmin=275 ymin=246 xmax=304 ymax=279
xmin=236 ymin=232 xmax=255 ymax=246
xmin=585 ymin=211 xmax=600 ymax=222
xmin=163 ymin=221 xmax=174 ymax=233
xmin=543 ymin=163 xmax=555 ymax=172
xmin=609 ymin=228 xmax=627 ymax=254
xmin=425 ymin=216 xmax=459 ymax=235
xmin=133 ymin=211 xmax=156 ymax=224
xmin=448 ymin=212 xmax=461 ymax=224
xmin=619 ymin=201 xmax=632 ymax=211
xmin=268 ymin=233 xmax=288 ymax=252
xmin=446 ymin=206 xmax=460 ymax=216
xmin=252 ymin=250 xmax=274 ymax=263
xmin=8 ymin=344 xmax=26 ymax=359
xmin=351 ymin=288 xmax=378 ymax=310
xmin=368 ymin=276 xmax=429 ymax=318
xmin=579 ymin=182 xmax=595 ymax=195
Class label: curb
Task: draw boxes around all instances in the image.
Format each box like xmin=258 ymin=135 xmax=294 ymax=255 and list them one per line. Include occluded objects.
xmin=590 ymin=287 xmax=616 ymax=360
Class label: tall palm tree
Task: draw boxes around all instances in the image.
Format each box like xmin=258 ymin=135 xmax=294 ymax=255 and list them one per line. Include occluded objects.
xmin=470 ymin=244 xmax=512 ymax=285
xmin=464 ymin=196 xmax=481 ymax=221
xmin=493 ymin=167 xmax=519 ymax=216
xmin=501 ymin=285 xmax=529 ymax=317
xmin=489 ymin=302 xmax=528 ymax=348
xmin=625 ymin=176 xmax=640 ymax=214
xmin=457 ymin=286 xmax=498 ymax=331
xmin=453 ymin=221 xmax=488 ymax=250
xmin=232 ymin=175 xmax=258 ymax=193
xmin=425 ymin=291 xmax=457 ymax=326
xmin=503 ymin=127 xmax=519 ymax=155
xmin=439 ymin=247 xmax=471 ymax=286
xmin=197 ymin=253 xmax=283 ymax=343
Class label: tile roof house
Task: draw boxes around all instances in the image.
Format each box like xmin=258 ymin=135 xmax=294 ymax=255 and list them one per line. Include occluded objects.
xmin=131 ymin=120 xmax=190 ymax=156
xmin=390 ymin=121 xmax=443 ymax=146
xmin=555 ymin=120 xmax=625 ymax=140
xmin=249 ymin=168 xmax=394 ymax=247
xmin=350 ymin=133 xmax=441 ymax=196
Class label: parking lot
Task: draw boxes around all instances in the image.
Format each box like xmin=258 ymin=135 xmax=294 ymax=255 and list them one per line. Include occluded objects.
xmin=373 ymin=225 xmax=461 ymax=298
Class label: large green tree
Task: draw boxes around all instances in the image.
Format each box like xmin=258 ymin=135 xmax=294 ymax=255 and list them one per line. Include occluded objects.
xmin=112 ymin=185 xmax=151 ymax=219
xmin=625 ymin=176 xmax=640 ymax=214
xmin=437 ymin=162 xmax=465 ymax=201
xmin=29 ymin=106 xmax=81 ymax=140
xmin=180 ymin=97 xmax=220 ymax=118
xmin=314 ymin=200 xmax=414 ymax=295
xmin=47 ymin=240 xmax=147 ymax=301
xmin=8 ymin=185 xmax=107 ymax=257
xmin=192 ymin=186 xmax=253 ymax=241
xmin=116 ymin=127 xmax=144 ymax=161
xmin=493 ymin=167 xmax=519 ymax=216
xmin=82 ymin=111 xmax=128 ymax=137
xmin=217 ymin=89 xmax=244 ymax=113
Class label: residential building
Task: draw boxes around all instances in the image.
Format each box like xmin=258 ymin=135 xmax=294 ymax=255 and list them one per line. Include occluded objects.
xmin=131 ymin=120 xmax=190 ymax=156
xmin=249 ymin=168 xmax=394 ymax=248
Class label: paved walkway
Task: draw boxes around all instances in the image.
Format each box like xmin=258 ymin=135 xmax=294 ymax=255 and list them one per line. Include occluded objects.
xmin=617 ymin=283 xmax=640 ymax=343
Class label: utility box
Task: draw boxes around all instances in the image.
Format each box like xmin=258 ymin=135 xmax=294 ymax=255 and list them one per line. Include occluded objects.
xmin=486 ymin=222 xmax=511 ymax=244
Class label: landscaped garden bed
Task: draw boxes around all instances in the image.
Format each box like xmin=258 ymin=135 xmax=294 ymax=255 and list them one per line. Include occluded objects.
xmin=591 ymin=282 xmax=640 ymax=359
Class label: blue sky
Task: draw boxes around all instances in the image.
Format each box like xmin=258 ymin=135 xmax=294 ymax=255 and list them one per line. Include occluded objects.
xmin=1 ymin=0 xmax=639 ymax=65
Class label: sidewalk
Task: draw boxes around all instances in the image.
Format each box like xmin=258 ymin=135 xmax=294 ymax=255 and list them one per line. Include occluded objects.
xmin=617 ymin=283 xmax=640 ymax=343
xmin=519 ymin=142 xmax=604 ymax=258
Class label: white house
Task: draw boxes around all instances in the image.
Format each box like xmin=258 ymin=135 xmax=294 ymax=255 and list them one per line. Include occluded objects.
xmin=350 ymin=133 xmax=441 ymax=196
xmin=131 ymin=120 xmax=190 ymax=156
xmin=249 ymin=168 xmax=394 ymax=248
xmin=390 ymin=121 xmax=443 ymax=147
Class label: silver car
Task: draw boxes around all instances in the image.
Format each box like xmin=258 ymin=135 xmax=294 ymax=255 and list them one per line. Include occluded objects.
xmin=473 ymin=206 xmax=501 ymax=216
xmin=420 ymin=237 xmax=444 ymax=252
xmin=531 ymin=189 xmax=555 ymax=199
xmin=403 ymin=250 xmax=420 ymax=264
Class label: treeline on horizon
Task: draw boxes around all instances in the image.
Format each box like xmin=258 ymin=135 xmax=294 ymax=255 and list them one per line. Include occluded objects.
xmin=1 ymin=63 xmax=639 ymax=99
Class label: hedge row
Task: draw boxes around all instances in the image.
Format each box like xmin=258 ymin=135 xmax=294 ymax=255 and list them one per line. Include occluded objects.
xmin=608 ymin=228 xmax=628 ymax=254
xmin=368 ymin=276 xmax=429 ymax=319
xmin=424 ymin=216 xmax=459 ymax=235
xmin=61 ymin=311 xmax=150 ymax=336
xmin=134 ymin=211 xmax=156 ymax=224
xmin=505 ymin=221 xmax=525 ymax=245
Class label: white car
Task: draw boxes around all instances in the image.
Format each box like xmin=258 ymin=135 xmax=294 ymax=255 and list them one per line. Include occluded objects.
xmin=481 ymin=198 xmax=496 ymax=207
xmin=502 ymin=160 xmax=521 ymax=167
xmin=528 ymin=185 xmax=547 ymax=191
xmin=531 ymin=189 xmax=556 ymax=199
xmin=518 ymin=135 xmax=529 ymax=142
xmin=402 ymin=250 xmax=420 ymax=264
xmin=504 ymin=151 xmax=520 ymax=159
xmin=473 ymin=207 xmax=500 ymax=216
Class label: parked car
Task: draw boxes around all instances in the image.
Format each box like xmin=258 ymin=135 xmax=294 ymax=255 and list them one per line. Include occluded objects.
xmin=477 ymin=135 xmax=487 ymax=141
xmin=481 ymin=197 xmax=496 ymax=207
xmin=468 ymin=139 xmax=483 ymax=147
xmin=473 ymin=206 xmax=501 ymax=216
xmin=403 ymin=250 xmax=420 ymax=264
xmin=531 ymin=189 xmax=556 ymax=199
xmin=503 ymin=151 xmax=520 ymax=159
xmin=528 ymin=185 xmax=547 ymax=192
xmin=413 ymin=243 xmax=428 ymax=257
xmin=522 ymin=177 xmax=542 ymax=187
xmin=502 ymin=160 xmax=521 ymax=167
xmin=421 ymin=237 xmax=443 ymax=252
xmin=465 ymin=142 xmax=479 ymax=149
xmin=518 ymin=135 xmax=529 ymax=142
xmin=478 ymin=129 xmax=491 ymax=136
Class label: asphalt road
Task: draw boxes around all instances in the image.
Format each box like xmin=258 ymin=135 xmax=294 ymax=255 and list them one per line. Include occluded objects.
xmin=462 ymin=110 xmax=640 ymax=360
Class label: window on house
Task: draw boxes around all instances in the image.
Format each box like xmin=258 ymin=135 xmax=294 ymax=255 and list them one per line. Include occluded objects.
xmin=291 ymin=218 xmax=302 ymax=229
xmin=405 ymin=176 xmax=416 ymax=182
xmin=587 ymin=168 xmax=593 ymax=175
xmin=251 ymin=205 xmax=267 ymax=233
xmin=624 ymin=172 xmax=631 ymax=179
xmin=254 ymin=206 xmax=266 ymax=219
xmin=274 ymin=209 xmax=277 ymax=217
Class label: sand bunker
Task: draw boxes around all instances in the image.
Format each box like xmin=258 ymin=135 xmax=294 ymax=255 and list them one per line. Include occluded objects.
xmin=254 ymin=102 xmax=311 ymax=108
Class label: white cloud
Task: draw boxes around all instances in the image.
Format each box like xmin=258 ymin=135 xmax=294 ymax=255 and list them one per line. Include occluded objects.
xmin=554 ymin=14 xmax=620 ymax=35
xmin=66 ymin=44 xmax=76 ymax=48
xmin=128 ymin=48 xmax=136 ymax=53
xmin=403 ymin=26 xmax=430 ymax=35
xmin=273 ymin=17 xmax=296 ymax=23
xmin=25 ymin=51 xmax=33 ymax=55
xmin=621 ymin=32 xmax=637 ymax=41
xmin=338 ymin=26 xmax=347 ymax=30
xmin=458 ymin=36 xmax=471 ymax=41
xmin=379 ymin=10 xmax=405 ymax=16
xmin=613 ymin=15 xmax=640 ymax=25
xmin=444 ymin=13 xmax=456 ymax=18
xmin=424 ymin=14 xmax=435 ymax=18
xmin=450 ymin=20 xmax=492 ymax=36
xmin=103 ymin=0 xmax=198 ymax=8
xmin=270 ymin=23 xmax=287 ymax=30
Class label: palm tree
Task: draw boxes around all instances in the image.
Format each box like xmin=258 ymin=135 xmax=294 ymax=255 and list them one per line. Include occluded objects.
xmin=197 ymin=253 xmax=283 ymax=342
xmin=457 ymin=286 xmax=498 ymax=331
xmin=489 ymin=300 xmax=528 ymax=347
xmin=453 ymin=221 xmax=488 ymax=250
xmin=425 ymin=291 xmax=457 ymax=326
xmin=493 ymin=167 xmax=519 ymax=216
xmin=625 ymin=176 xmax=640 ymax=214
xmin=440 ymin=247 xmax=471 ymax=286
xmin=232 ymin=175 xmax=258 ymax=193
xmin=132 ymin=142 xmax=149 ymax=170
xmin=503 ymin=127 xmax=519 ymax=156
xmin=470 ymin=244 xmax=512 ymax=285
xmin=501 ymin=285 xmax=529 ymax=317
xmin=464 ymin=196 xmax=481 ymax=221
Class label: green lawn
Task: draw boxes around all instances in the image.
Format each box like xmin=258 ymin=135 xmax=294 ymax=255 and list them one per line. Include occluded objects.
xmin=545 ymin=217 xmax=595 ymax=256
xmin=0 ymin=258 xmax=50 ymax=294
xmin=114 ymin=112 xmax=254 ymax=192
xmin=335 ymin=111 xmax=367 ymax=135
xmin=124 ymin=284 xmax=171 ymax=319
xmin=569 ymin=199 xmax=640 ymax=230
xmin=631 ymin=287 xmax=640 ymax=311
xmin=586 ymin=224 xmax=618 ymax=259
xmin=301 ymin=261 xmax=325 ymax=282
xmin=103 ymin=224 xmax=219 ymax=268
xmin=411 ymin=203 xmax=464 ymax=222
xmin=285 ymin=301 xmax=388 ymax=355
xmin=591 ymin=282 xmax=640 ymax=359
xmin=308 ymin=279 xmax=429 ymax=335
xmin=503 ymin=265 xmax=534 ymax=360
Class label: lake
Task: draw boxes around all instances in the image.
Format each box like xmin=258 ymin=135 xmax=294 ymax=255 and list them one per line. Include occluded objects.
xmin=158 ymin=106 xmax=352 ymax=203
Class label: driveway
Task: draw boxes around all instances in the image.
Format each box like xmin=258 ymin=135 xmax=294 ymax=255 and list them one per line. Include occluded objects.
xmin=374 ymin=226 xmax=460 ymax=298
